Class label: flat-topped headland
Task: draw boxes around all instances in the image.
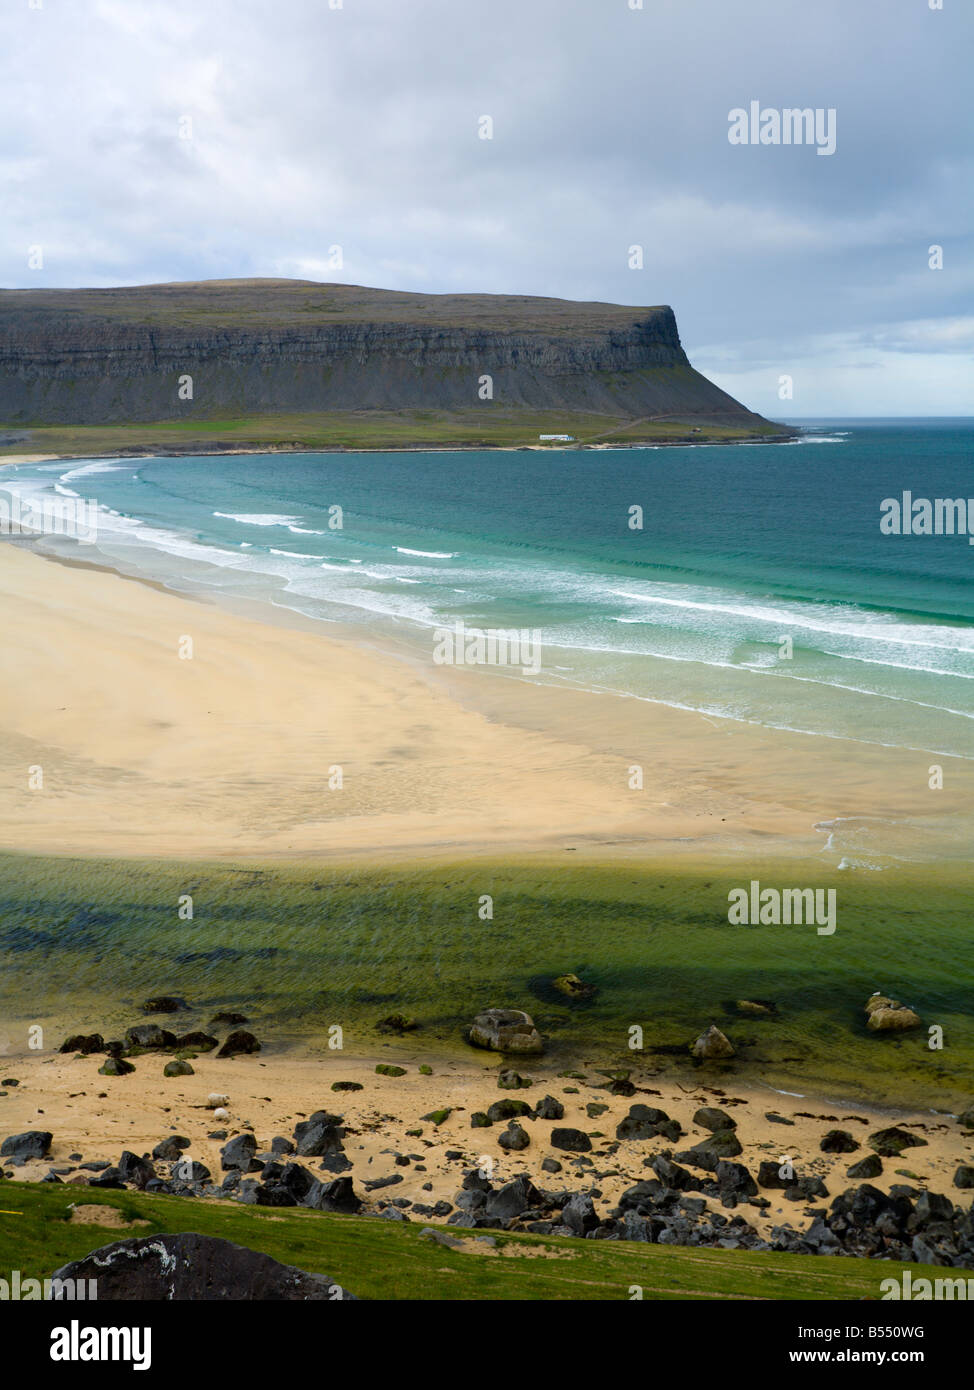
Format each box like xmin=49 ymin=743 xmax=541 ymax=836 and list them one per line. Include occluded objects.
xmin=0 ymin=278 xmax=793 ymax=454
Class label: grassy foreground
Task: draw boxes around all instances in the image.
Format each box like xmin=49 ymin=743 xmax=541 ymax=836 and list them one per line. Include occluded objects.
xmin=1 ymin=853 xmax=972 ymax=1109
xmin=0 ymin=409 xmax=787 ymax=458
xmin=0 ymin=1182 xmax=922 ymax=1301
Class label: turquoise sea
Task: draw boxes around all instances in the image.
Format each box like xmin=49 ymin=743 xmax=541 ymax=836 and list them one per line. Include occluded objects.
xmin=5 ymin=419 xmax=973 ymax=773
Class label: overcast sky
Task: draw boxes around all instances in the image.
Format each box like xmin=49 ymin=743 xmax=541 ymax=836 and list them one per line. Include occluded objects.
xmin=1 ymin=0 xmax=971 ymax=415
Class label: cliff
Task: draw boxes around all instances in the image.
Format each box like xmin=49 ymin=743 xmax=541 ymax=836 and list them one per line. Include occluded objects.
xmin=0 ymin=280 xmax=774 ymax=433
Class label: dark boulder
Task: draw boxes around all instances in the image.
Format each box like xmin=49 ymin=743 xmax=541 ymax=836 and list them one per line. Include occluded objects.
xmin=484 ymin=1174 xmax=543 ymax=1223
xmin=846 ymin=1154 xmax=883 ymax=1180
xmin=620 ymin=1211 xmax=654 ymax=1241
xmin=163 ymin=1060 xmax=194 ymax=1077
xmin=829 ymin=1183 xmax=893 ymax=1229
xmin=616 ymin=1105 xmax=682 ymax=1144
xmin=302 ymin=1176 xmax=362 ymax=1214
xmin=59 ymin=1034 xmax=104 ymax=1055
xmin=275 ymin=1163 xmax=316 ymax=1202
xmin=533 ymin=1095 xmax=565 ymax=1121
xmin=757 ymin=1160 xmax=792 ymax=1190
xmin=608 ymin=1078 xmax=637 ymax=1097
xmin=254 ymin=1184 xmax=297 ymax=1207
xmin=783 ymin=1175 xmax=830 ymax=1201
xmin=498 ymin=1122 xmax=530 ymax=1152
xmin=217 ymin=1030 xmax=260 ymax=1058
xmin=651 ymin=1155 xmax=699 ymax=1192
xmin=293 ymin=1111 xmax=345 ymax=1158
xmin=618 ymin=1180 xmax=666 ymax=1215
xmin=454 ymin=1188 xmax=487 ymax=1215
xmin=498 ymin=1069 xmax=532 ymax=1090
xmin=99 ymin=1058 xmax=135 ymax=1076
xmin=1 ymin=1130 xmax=52 ymax=1161
xmin=318 ymin=1151 xmax=353 ymax=1175
xmin=461 ymin=1168 xmax=492 ymax=1193
xmin=171 ymin=1159 xmax=211 ymax=1185
xmin=89 ymin=1167 xmax=125 ymax=1189
xmin=868 ymin=1126 xmax=928 ymax=1157
xmin=550 ymin=1128 xmax=592 ymax=1153
xmin=486 ymin=1098 xmax=532 ymax=1124
xmin=561 ymin=1192 xmax=600 ymax=1236
xmin=803 ymin=1217 xmax=842 ymax=1252
xmin=220 ymin=1134 xmax=260 ymax=1173
xmin=676 ymin=1131 xmax=742 ymax=1169
xmin=152 ymin=1136 xmax=190 ymax=1161
xmin=50 ymin=1233 xmax=352 ymax=1300
xmin=914 ymin=1191 xmax=955 ymax=1226
xmin=693 ymin=1107 xmax=736 ymax=1132
xmin=715 ymin=1160 xmax=757 ymax=1198
xmin=820 ymin=1129 xmax=859 ymax=1154
xmin=117 ymin=1151 xmax=155 ymax=1189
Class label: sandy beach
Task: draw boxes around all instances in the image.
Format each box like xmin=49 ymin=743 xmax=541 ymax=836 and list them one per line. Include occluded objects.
xmin=2 ymin=1043 xmax=971 ymax=1246
xmin=0 ymin=534 xmax=967 ymax=863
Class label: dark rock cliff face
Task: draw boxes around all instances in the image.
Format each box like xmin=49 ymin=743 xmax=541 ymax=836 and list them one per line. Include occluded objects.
xmin=0 ymin=279 xmax=768 ymax=427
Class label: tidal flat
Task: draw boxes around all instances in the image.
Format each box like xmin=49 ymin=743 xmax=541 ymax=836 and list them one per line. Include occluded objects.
xmin=2 ymin=851 xmax=970 ymax=1111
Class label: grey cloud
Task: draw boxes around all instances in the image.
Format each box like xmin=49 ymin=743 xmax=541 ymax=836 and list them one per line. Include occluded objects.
xmin=0 ymin=0 xmax=971 ymax=413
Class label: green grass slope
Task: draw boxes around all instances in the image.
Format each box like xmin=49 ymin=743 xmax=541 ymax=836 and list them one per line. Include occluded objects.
xmin=0 ymin=1183 xmax=920 ymax=1302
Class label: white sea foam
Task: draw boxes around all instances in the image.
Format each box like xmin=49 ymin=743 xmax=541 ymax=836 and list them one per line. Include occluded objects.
xmin=782 ymin=435 xmax=847 ymax=445
xmin=395 ymin=547 xmax=456 ymax=558
xmin=213 ymin=512 xmax=301 ymax=526
xmin=60 ymin=460 xmax=134 ymax=480
xmin=608 ymin=587 xmax=974 ymax=653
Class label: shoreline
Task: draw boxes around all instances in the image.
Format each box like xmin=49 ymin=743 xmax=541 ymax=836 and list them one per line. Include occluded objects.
xmin=0 ymin=429 xmax=803 ymax=468
xmin=1 ymin=527 xmax=970 ymax=865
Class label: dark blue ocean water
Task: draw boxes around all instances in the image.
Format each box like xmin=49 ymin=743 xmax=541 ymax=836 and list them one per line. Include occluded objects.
xmin=6 ymin=419 xmax=974 ymax=758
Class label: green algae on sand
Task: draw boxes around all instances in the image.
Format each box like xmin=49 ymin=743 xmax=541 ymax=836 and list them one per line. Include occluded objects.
xmin=0 ymin=852 xmax=970 ymax=1110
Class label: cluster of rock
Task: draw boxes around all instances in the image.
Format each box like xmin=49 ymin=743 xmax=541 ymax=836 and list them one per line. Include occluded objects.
xmin=0 ymin=1114 xmax=365 ymax=1212
xmin=446 ymin=1162 xmax=974 ymax=1266
xmin=8 ymin=1093 xmax=971 ymax=1269
xmin=59 ymin=1000 xmax=259 ymax=1076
